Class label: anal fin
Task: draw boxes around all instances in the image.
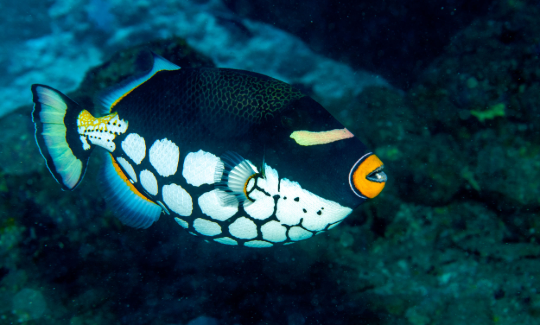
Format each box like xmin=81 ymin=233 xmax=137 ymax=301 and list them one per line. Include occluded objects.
xmin=100 ymin=153 xmax=162 ymax=229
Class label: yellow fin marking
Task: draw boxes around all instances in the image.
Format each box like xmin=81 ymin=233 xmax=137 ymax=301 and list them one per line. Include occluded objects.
xmin=77 ymin=110 xmax=121 ymax=128
xmin=290 ymin=128 xmax=354 ymax=146
xmin=77 ymin=110 xmax=128 ymax=152
xmin=109 ymin=153 xmax=154 ymax=204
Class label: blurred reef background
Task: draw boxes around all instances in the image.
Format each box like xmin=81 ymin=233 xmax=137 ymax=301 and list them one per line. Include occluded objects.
xmin=1 ymin=0 xmax=540 ymax=324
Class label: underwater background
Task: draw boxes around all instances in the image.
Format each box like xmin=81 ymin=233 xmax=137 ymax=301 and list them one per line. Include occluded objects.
xmin=1 ymin=0 xmax=540 ymax=324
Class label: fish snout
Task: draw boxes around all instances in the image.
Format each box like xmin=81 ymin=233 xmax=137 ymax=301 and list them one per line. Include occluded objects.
xmin=349 ymin=154 xmax=386 ymax=199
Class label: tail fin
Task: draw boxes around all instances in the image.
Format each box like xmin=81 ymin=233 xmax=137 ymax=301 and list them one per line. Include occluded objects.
xmin=31 ymin=84 xmax=93 ymax=190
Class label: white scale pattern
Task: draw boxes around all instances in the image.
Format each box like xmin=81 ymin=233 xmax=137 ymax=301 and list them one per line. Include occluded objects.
xmin=214 ymin=237 xmax=238 ymax=245
xmin=276 ymin=178 xmax=352 ymax=231
xmin=242 ymin=164 xmax=279 ymax=221
xmin=256 ymin=165 xmax=279 ymax=195
xmin=174 ymin=217 xmax=189 ymax=229
xmin=117 ymin=157 xmax=137 ymax=182
xmin=122 ymin=133 xmax=146 ymax=165
xmin=163 ymin=184 xmax=192 ymax=216
xmin=244 ymin=189 xmax=274 ymax=220
xmin=149 ymin=138 xmax=179 ymax=177
xmin=245 ymin=240 xmax=273 ymax=248
xmin=140 ymin=169 xmax=158 ymax=196
xmin=182 ymin=150 xmax=221 ymax=186
xmin=289 ymin=226 xmax=313 ymax=241
xmin=189 ymin=150 xmax=353 ymax=247
xmin=246 ymin=178 xmax=255 ymax=192
xmin=194 ymin=218 xmax=222 ymax=236
xmin=261 ymin=221 xmax=287 ymax=242
xmin=229 ymin=217 xmax=257 ymax=240
xmin=198 ymin=189 xmax=238 ymax=221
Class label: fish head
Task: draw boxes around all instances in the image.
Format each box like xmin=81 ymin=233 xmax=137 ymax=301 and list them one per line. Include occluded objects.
xmin=279 ymin=96 xmax=386 ymax=209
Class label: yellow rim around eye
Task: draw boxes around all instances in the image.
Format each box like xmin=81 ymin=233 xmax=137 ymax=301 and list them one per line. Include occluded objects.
xmin=350 ymin=154 xmax=386 ymax=199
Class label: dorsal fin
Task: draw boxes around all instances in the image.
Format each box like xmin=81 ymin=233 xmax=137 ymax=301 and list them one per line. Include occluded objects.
xmin=97 ymin=52 xmax=181 ymax=115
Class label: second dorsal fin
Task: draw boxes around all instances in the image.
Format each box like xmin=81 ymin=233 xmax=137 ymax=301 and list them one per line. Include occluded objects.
xmin=97 ymin=52 xmax=181 ymax=115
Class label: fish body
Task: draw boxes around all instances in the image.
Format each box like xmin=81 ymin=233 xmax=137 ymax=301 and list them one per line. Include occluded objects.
xmin=31 ymin=53 xmax=386 ymax=247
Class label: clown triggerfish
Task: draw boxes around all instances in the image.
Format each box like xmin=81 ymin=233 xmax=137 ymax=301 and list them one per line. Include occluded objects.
xmin=31 ymin=53 xmax=387 ymax=248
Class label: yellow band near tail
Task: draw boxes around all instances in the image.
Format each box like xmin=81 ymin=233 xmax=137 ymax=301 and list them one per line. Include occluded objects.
xmin=109 ymin=153 xmax=154 ymax=204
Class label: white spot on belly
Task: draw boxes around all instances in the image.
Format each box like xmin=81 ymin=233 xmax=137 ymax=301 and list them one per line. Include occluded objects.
xmin=260 ymin=221 xmax=287 ymax=242
xmin=245 ymin=240 xmax=273 ymax=248
xmin=140 ymin=169 xmax=158 ymax=196
xmin=242 ymin=164 xmax=279 ymax=220
xmin=229 ymin=217 xmax=257 ymax=240
xmin=214 ymin=237 xmax=238 ymax=245
xmin=246 ymin=178 xmax=255 ymax=192
xmin=163 ymin=184 xmax=192 ymax=216
xmin=245 ymin=190 xmax=274 ymax=220
xmin=198 ymin=189 xmax=238 ymax=221
xmin=174 ymin=217 xmax=189 ymax=228
xmin=288 ymin=226 xmax=313 ymax=241
xmin=122 ymin=133 xmax=146 ymax=164
xmin=193 ymin=218 xmax=222 ymax=236
xmin=182 ymin=150 xmax=221 ymax=186
xmin=117 ymin=157 xmax=137 ymax=182
xmin=256 ymin=164 xmax=279 ymax=195
xmin=276 ymin=178 xmax=352 ymax=232
xmin=149 ymin=138 xmax=179 ymax=177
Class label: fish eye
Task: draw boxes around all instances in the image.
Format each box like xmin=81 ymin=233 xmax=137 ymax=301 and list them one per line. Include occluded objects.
xmin=348 ymin=154 xmax=387 ymax=199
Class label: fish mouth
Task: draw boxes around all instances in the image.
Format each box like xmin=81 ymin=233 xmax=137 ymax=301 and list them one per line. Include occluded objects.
xmin=349 ymin=154 xmax=386 ymax=199
xmin=366 ymin=165 xmax=387 ymax=183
